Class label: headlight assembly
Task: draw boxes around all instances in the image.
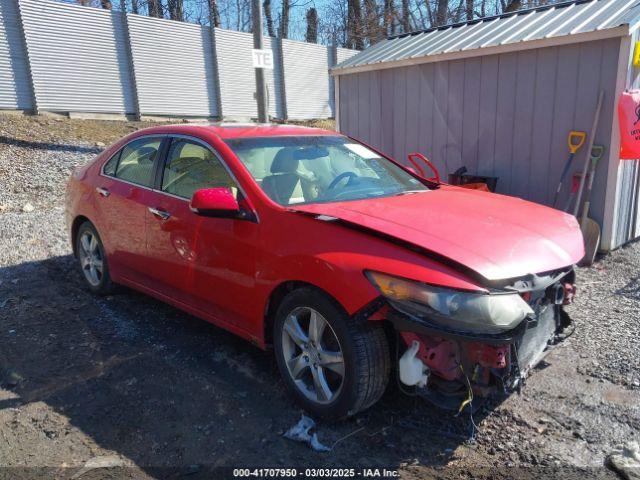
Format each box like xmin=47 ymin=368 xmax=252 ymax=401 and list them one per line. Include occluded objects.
xmin=366 ymin=271 xmax=533 ymax=334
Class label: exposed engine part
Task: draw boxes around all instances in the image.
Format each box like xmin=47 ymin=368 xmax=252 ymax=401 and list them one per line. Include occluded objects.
xmin=549 ymin=283 xmax=565 ymax=305
xmin=563 ymin=282 xmax=576 ymax=305
xmin=391 ymin=276 xmax=576 ymax=409
xmin=398 ymin=340 xmax=430 ymax=387
xmin=400 ymin=332 xmax=459 ymax=381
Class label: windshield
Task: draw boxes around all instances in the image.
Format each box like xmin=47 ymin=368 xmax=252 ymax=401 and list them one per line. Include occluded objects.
xmin=224 ymin=136 xmax=428 ymax=206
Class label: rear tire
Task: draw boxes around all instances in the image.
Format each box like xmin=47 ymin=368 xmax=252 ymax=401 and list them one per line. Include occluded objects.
xmin=273 ymin=287 xmax=390 ymax=419
xmin=75 ymin=221 xmax=116 ymax=295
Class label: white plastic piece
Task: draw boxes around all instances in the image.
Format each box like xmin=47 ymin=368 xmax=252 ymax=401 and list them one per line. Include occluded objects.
xmin=399 ymin=340 xmax=429 ymax=387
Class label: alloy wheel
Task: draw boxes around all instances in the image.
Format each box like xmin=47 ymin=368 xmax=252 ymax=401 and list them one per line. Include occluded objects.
xmin=78 ymin=231 xmax=104 ymax=287
xmin=281 ymin=307 xmax=345 ymax=405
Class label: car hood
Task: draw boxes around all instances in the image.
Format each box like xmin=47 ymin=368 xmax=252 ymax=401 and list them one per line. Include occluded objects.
xmin=290 ymin=186 xmax=585 ymax=281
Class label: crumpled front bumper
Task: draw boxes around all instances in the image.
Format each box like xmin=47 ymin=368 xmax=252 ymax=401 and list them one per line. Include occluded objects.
xmin=387 ymin=297 xmax=572 ymax=407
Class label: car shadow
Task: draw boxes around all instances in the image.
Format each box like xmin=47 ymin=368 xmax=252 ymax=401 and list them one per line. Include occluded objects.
xmin=0 ymin=255 xmax=499 ymax=477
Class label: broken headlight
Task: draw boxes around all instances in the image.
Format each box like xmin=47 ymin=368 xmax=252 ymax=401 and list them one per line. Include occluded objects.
xmin=366 ymin=271 xmax=533 ymax=334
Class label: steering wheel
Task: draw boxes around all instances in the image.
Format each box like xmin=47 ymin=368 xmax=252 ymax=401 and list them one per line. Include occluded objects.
xmin=327 ymin=171 xmax=358 ymax=190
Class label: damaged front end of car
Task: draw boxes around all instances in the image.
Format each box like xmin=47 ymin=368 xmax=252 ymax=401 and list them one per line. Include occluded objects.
xmin=366 ymin=268 xmax=577 ymax=411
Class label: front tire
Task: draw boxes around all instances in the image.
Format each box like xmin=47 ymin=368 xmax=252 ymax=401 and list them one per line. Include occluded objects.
xmin=75 ymin=221 xmax=116 ymax=295
xmin=273 ymin=288 xmax=390 ymax=419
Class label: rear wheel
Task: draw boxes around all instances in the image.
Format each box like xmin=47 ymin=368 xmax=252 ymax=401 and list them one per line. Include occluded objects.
xmin=76 ymin=221 xmax=116 ymax=295
xmin=273 ymin=288 xmax=390 ymax=419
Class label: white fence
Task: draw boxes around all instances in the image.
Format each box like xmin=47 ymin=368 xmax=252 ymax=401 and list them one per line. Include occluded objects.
xmin=0 ymin=0 xmax=357 ymax=119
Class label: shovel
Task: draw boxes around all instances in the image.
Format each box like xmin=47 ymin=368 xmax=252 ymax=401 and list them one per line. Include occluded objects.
xmin=553 ymin=131 xmax=586 ymax=209
xmin=578 ymin=145 xmax=605 ymax=267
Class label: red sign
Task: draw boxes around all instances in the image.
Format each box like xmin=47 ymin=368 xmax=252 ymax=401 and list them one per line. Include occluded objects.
xmin=618 ymin=90 xmax=640 ymax=159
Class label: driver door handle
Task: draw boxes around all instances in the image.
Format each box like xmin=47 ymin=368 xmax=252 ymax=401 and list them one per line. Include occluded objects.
xmin=96 ymin=187 xmax=110 ymax=197
xmin=148 ymin=207 xmax=171 ymax=220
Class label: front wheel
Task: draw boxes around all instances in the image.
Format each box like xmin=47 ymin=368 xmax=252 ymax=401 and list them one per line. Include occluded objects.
xmin=273 ymin=288 xmax=390 ymax=419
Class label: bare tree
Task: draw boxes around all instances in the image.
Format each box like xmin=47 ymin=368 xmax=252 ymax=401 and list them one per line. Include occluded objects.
xmin=208 ymin=0 xmax=221 ymax=26
xmin=147 ymin=0 xmax=163 ymax=17
xmin=435 ymin=0 xmax=448 ymax=25
xmin=466 ymin=0 xmax=474 ymax=20
xmin=383 ymin=0 xmax=396 ymax=36
xmin=364 ymin=0 xmax=381 ymax=44
xmin=264 ymin=0 xmax=275 ymax=36
xmin=305 ymin=7 xmax=318 ymax=43
xmin=279 ymin=0 xmax=290 ymax=38
xmin=347 ymin=0 xmax=364 ymax=49
xmin=100 ymin=0 xmax=112 ymax=8
xmin=130 ymin=0 xmax=139 ymax=14
xmin=504 ymin=0 xmax=522 ymax=12
xmin=401 ymin=0 xmax=411 ymax=32
xmin=168 ymin=0 xmax=183 ymax=20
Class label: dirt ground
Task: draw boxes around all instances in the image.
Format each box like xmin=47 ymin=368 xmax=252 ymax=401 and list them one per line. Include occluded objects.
xmin=0 ymin=113 xmax=639 ymax=479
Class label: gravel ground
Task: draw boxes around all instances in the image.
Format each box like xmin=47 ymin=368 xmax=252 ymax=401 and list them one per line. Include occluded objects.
xmin=0 ymin=113 xmax=639 ymax=479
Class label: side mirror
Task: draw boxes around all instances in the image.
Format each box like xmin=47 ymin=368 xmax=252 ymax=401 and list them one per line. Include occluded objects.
xmin=190 ymin=188 xmax=240 ymax=218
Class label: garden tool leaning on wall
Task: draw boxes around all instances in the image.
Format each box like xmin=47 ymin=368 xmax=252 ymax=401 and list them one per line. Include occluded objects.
xmin=579 ymin=145 xmax=605 ymax=267
xmin=553 ymin=131 xmax=586 ymax=209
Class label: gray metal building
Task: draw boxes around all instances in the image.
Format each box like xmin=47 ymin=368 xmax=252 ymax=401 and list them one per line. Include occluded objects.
xmin=332 ymin=0 xmax=640 ymax=251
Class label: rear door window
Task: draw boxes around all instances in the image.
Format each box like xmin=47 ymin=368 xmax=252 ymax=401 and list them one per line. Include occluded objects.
xmin=113 ymin=137 xmax=162 ymax=187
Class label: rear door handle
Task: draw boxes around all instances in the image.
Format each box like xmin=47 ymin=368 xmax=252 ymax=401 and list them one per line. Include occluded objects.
xmin=148 ymin=207 xmax=171 ymax=220
xmin=96 ymin=187 xmax=110 ymax=197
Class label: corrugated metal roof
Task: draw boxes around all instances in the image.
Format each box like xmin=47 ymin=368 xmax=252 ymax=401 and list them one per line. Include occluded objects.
xmin=335 ymin=0 xmax=640 ymax=73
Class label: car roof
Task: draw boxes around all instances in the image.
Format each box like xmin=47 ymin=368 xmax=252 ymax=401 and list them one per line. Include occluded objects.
xmin=130 ymin=123 xmax=340 ymax=140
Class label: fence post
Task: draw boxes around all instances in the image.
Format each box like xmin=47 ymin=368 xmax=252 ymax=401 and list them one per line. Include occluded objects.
xmin=328 ymin=45 xmax=337 ymax=119
xmin=13 ymin=0 xmax=37 ymax=114
xmin=277 ymin=37 xmax=287 ymax=121
xmin=209 ymin=26 xmax=224 ymax=120
xmin=121 ymin=13 xmax=141 ymax=120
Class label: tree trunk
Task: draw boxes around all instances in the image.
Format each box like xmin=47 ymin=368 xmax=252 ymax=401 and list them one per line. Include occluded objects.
xmin=305 ymin=7 xmax=318 ymax=43
xmin=466 ymin=0 xmax=474 ymax=21
xmin=384 ymin=0 xmax=395 ymax=36
xmin=279 ymin=0 xmax=290 ymax=39
xmin=347 ymin=0 xmax=364 ymax=49
xmin=168 ymin=0 xmax=183 ymax=21
xmin=504 ymin=0 xmax=521 ymax=12
xmin=147 ymin=0 xmax=163 ymax=18
xmin=130 ymin=0 xmax=139 ymax=14
xmin=401 ymin=0 xmax=410 ymax=32
xmin=435 ymin=0 xmax=448 ymax=26
xmin=208 ymin=0 xmax=220 ymax=27
xmin=364 ymin=0 xmax=380 ymax=44
xmin=264 ymin=0 xmax=275 ymax=37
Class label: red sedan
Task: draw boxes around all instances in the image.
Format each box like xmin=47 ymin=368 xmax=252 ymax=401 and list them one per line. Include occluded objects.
xmin=65 ymin=124 xmax=583 ymax=418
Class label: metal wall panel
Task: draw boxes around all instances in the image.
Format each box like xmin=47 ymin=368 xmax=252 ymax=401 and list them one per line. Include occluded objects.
xmin=283 ymin=40 xmax=331 ymax=120
xmin=215 ymin=28 xmax=283 ymax=119
xmin=0 ymin=0 xmax=32 ymax=110
xmin=614 ymin=29 xmax=640 ymax=247
xmin=128 ymin=14 xmax=216 ymax=117
xmin=338 ymin=38 xmax=620 ymax=237
xmin=19 ymin=0 xmax=135 ymax=113
xmin=329 ymin=47 xmax=358 ymax=116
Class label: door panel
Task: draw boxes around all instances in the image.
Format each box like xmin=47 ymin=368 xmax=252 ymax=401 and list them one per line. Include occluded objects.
xmin=97 ymin=178 xmax=154 ymax=284
xmin=145 ymin=194 xmax=259 ymax=326
xmin=95 ymin=136 xmax=164 ymax=284
xmin=144 ymin=137 xmax=259 ymax=327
